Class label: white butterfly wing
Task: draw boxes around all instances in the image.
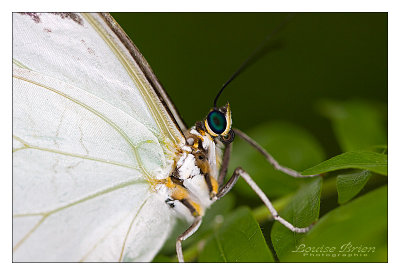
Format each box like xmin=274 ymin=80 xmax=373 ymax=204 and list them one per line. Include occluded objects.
xmin=13 ymin=12 xmax=184 ymax=262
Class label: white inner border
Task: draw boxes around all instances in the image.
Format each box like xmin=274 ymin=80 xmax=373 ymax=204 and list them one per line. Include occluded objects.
xmin=2 ymin=1 xmax=397 ymax=274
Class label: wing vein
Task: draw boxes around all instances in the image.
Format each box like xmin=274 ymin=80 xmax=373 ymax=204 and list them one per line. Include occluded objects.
xmin=13 ymin=73 xmax=153 ymax=179
xmin=118 ymin=196 xmax=151 ymax=262
xmin=13 ymin=135 xmax=140 ymax=171
xmin=13 ymin=180 xmax=148 ymax=251
xmin=14 ymin=179 xmax=147 ymax=218
xmin=78 ymin=194 xmax=151 ymax=262
xmin=83 ymin=13 xmax=183 ymax=147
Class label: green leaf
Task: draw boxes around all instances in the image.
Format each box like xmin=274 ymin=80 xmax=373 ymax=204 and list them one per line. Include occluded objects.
xmin=318 ymin=100 xmax=387 ymax=152
xmin=229 ymin=121 xmax=325 ymax=199
xmin=284 ymin=185 xmax=387 ymax=262
xmin=271 ymin=177 xmax=322 ymax=261
xmin=198 ymin=207 xmax=274 ymax=262
xmin=302 ymin=151 xmax=387 ymax=176
xmin=337 ymin=170 xmax=372 ymax=204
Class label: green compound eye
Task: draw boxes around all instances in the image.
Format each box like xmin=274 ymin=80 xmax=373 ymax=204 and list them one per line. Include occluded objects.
xmin=207 ymin=110 xmax=227 ymax=135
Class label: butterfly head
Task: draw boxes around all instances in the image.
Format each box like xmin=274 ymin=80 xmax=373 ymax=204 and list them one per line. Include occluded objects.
xmin=204 ymin=103 xmax=235 ymax=144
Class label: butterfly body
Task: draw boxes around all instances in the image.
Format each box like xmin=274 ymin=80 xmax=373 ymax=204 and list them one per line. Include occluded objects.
xmin=163 ymin=124 xmax=225 ymax=219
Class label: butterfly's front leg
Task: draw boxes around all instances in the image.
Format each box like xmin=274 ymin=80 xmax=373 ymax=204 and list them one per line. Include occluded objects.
xmin=217 ymin=167 xmax=313 ymax=233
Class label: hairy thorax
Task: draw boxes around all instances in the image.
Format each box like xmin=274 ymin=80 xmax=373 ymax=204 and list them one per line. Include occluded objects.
xmin=162 ymin=123 xmax=224 ymax=220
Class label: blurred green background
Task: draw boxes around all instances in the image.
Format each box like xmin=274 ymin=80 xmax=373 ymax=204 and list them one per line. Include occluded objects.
xmin=112 ymin=13 xmax=387 ymax=158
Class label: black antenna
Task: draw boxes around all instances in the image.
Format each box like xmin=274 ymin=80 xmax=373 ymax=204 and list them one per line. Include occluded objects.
xmin=213 ymin=14 xmax=295 ymax=108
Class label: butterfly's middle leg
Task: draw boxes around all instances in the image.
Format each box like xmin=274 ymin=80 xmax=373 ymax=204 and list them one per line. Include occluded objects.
xmin=217 ymin=166 xmax=314 ymax=233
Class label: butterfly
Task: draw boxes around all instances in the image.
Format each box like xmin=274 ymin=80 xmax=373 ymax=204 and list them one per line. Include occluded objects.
xmin=13 ymin=12 xmax=317 ymax=262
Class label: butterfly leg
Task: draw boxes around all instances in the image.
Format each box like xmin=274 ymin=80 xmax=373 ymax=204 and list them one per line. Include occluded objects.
xmin=234 ymin=128 xmax=319 ymax=178
xmin=217 ymin=142 xmax=232 ymax=184
xmin=176 ymin=216 xmax=202 ymax=263
xmin=217 ymin=167 xmax=313 ymax=233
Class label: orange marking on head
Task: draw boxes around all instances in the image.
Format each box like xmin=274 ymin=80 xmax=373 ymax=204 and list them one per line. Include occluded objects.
xmin=198 ymin=129 xmax=206 ymax=136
